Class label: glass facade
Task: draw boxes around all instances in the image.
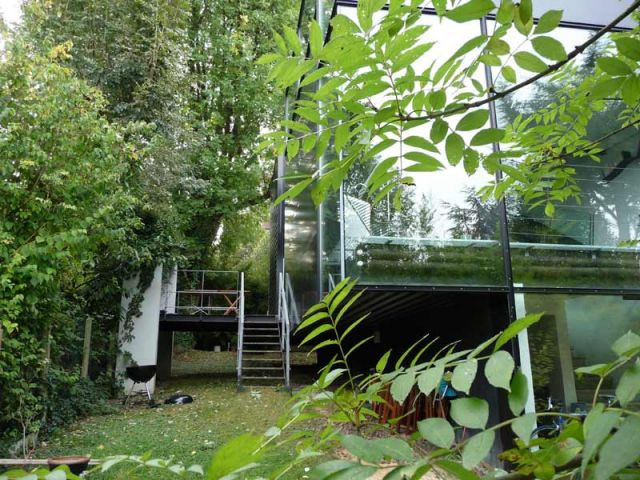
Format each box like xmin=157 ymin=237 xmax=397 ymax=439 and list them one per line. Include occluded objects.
xmin=494 ymin=26 xmax=640 ymax=289
xmin=277 ymin=0 xmax=640 ymax=409
xmin=517 ymin=293 xmax=640 ymax=411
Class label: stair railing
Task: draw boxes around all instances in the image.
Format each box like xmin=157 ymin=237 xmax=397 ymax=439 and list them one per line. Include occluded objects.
xmin=278 ymin=272 xmax=291 ymax=389
xmin=285 ymin=273 xmax=300 ymax=328
xmin=236 ymin=271 xmax=245 ymax=390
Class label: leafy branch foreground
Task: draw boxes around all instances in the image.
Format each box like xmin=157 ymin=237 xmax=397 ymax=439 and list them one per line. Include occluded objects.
xmin=4 ymin=279 xmax=640 ymax=480
xmin=261 ymin=0 xmax=640 ymax=216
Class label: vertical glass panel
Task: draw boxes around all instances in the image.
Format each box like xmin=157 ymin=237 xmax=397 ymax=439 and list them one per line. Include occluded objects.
xmin=519 ymin=293 xmax=640 ymax=411
xmin=494 ymin=26 xmax=640 ymax=289
xmin=338 ymin=6 xmax=506 ymax=287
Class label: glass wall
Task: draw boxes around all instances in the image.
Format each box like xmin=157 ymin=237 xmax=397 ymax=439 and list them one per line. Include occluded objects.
xmin=282 ymin=0 xmax=640 ymax=294
xmin=494 ymin=26 xmax=640 ymax=289
xmin=340 ymin=6 xmax=507 ymax=287
xmin=518 ymin=293 xmax=640 ymax=411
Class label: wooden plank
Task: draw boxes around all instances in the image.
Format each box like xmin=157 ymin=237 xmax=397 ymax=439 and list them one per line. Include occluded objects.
xmin=0 ymin=459 xmax=101 ymax=466
xmin=81 ymin=316 xmax=92 ymax=378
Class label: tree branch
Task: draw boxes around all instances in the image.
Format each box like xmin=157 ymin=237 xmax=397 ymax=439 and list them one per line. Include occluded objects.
xmin=406 ymin=0 xmax=640 ymax=122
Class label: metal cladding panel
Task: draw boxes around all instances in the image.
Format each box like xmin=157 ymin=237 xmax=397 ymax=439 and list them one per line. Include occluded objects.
xmin=532 ymin=0 xmax=637 ymax=28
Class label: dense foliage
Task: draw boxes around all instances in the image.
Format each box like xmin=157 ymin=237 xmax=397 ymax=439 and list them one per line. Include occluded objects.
xmin=0 ymin=0 xmax=296 ymax=453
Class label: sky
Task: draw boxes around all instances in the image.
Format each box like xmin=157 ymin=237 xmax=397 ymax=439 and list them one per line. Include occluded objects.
xmin=0 ymin=0 xmax=23 ymax=27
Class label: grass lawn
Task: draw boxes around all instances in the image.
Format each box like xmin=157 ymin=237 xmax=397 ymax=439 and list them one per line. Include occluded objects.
xmin=32 ymin=351 xmax=320 ymax=479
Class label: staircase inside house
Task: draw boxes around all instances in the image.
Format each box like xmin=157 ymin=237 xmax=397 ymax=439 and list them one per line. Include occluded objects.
xmin=239 ymin=315 xmax=285 ymax=387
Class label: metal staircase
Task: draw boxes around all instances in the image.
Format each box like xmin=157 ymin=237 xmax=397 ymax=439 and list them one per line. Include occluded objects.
xmin=236 ymin=272 xmax=298 ymax=390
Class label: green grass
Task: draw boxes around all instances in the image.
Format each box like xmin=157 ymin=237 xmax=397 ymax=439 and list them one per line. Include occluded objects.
xmin=32 ymin=351 xmax=319 ymax=479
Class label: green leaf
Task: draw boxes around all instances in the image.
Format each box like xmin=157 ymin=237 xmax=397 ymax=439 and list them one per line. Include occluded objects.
xmin=511 ymin=412 xmax=536 ymax=446
xmin=487 ymin=38 xmax=510 ymax=56
xmin=494 ymin=313 xmax=543 ymax=351
xmin=340 ymin=435 xmax=382 ymax=464
xmin=309 ymin=460 xmax=354 ymax=480
xmin=296 ymin=310 xmax=329 ymax=331
xmin=404 ymin=152 xmax=444 ymax=172
xmin=518 ymin=0 xmax=532 ymax=24
xmin=456 ymin=109 xmax=489 ymax=131
xmin=508 ymin=369 xmax=529 ymax=416
xmin=334 ymin=123 xmax=350 ymax=154
xmin=417 ymin=362 xmax=445 ymax=397
xmin=615 ymin=37 xmax=640 ymax=62
xmin=435 ymin=460 xmax=481 ymax=480
xmin=612 ymin=330 xmax=640 ymax=357
xmin=373 ymin=437 xmax=414 ymax=462
xmin=502 ymin=65 xmax=516 ymax=83
xmin=451 ymin=398 xmax=489 ymax=430
xmin=430 ymin=118 xmax=449 ymax=144
xmin=299 ymin=323 xmax=333 ymax=346
xmin=256 ymin=52 xmax=281 ymax=65
xmin=597 ymin=57 xmax=632 ymax=76
xmin=514 ymin=51 xmax=547 ymax=73
xmin=532 ymin=36 xmax=567 ymax=61
xmin=418 ymin=418 xmax=455 ymax=449
xmin=462 ymin=430 xmax=494 ymax=469
xmin=594 ymin=416 xmax=640 ymax=480
xmin=496 ymin=0 xmax=514 ymax=24
xmin=390 ymin=371 xmax=416 ymax=404
xmin=309 ymin=20 xmax=323 ymax=58
xmin=207 ymin=433 xmax=263 ymax=480
xmin=484 ymin=350 xmax=514 ymax=391
xmin=534 ymin=10 xmax=563 ymax=35
xmin=274 ymin=177 xmax=313 ymax=205
xmin=287 ymin=138 xmax=299 ymax=159
xmin=452 ymin=359 xmax=478 ymax=395
xmin=283 ymin=25 xmax=302 ymax=55
xmin=445 ymin=0 xmax=496 ymax=23
xmin=470 ymin=128 xmax=505 ymax=146
xmin=404 ymin=135 xmax=439 ymax=153
xmin=621 ymin=75 xmax=640 ymax=106
xmin=427 ymin=90 xmax=447 ymax=110
xmin=463 ymin=148 xmax=479 ymax=175
xmin=582 ymin=406 xmax=621 ymax=475
xmin=616 ymin=360 xmax=640 ymax=407
xmin=445 ymin=133 xmax=464 ymax=166
xmin=376 ymin=350 xmax=392 ymax=373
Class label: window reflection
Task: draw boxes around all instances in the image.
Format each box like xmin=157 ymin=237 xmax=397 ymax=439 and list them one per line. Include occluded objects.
xmin=519 ymin=293 xmax=640 ymax=411
xmin=494 ymin=26 xmax=640 ymax=288
xmin=338 ymin=6 xmax=506 ymax=287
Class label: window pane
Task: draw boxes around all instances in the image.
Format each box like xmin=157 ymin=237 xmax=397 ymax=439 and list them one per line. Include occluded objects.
xmin=494 ymin=26 xmax=640 ymax=289
xmin=339 ymin=6 xmax=507 ymax=287
xmin=519 ymin=293 xmax=640 ymax=411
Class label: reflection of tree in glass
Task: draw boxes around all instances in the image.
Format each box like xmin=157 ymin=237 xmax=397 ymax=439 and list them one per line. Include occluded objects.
xmin=498 ymin=41 xmax=640 ymax=246
xmin=443 ymin=187 xmax=500 ymax=240
xmin=345 ymin=157 xmax=435 ymax=238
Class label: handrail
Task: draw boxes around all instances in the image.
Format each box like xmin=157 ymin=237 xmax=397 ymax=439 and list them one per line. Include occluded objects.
xmin=285 ymin=273 xmax=300 ymax=327
xmin=279 ymin=272 xmax=291 ymax=389
xmin=236 ymin=272 xmax=245 ymax=390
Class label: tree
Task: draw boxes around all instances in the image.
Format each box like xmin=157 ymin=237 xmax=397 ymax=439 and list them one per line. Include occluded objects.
xmin=263 ymin=0 xmax=640 ymax=224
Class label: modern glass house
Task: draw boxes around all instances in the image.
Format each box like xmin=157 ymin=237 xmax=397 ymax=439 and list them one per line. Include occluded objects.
xmin=272 ymin=0 xmax=640 ymax=424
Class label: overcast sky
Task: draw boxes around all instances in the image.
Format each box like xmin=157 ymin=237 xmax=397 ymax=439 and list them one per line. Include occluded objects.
xmin=0 ymin=0 xmax=23 ymax=27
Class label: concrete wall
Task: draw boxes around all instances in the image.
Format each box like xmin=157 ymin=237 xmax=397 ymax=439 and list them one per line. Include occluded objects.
xmin=116 ymin=265 xmax=164 ymax=394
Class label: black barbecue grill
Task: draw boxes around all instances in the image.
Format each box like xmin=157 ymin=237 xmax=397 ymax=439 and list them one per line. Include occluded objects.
xmin=124 ymin=365 xmax=157 ymax=407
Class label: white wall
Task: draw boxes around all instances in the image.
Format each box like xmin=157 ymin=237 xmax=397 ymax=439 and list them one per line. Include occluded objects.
xmin=116 ymin=265 xmax=164 ymax=394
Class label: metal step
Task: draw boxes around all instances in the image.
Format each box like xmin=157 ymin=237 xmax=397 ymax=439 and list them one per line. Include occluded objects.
xmin=243 ymin=350 xmax=282 ymax=354
xmin=242 ymin=366 xmax=282 ymax=371
xmin=243 ymin=376 xmax=284 ymax=380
